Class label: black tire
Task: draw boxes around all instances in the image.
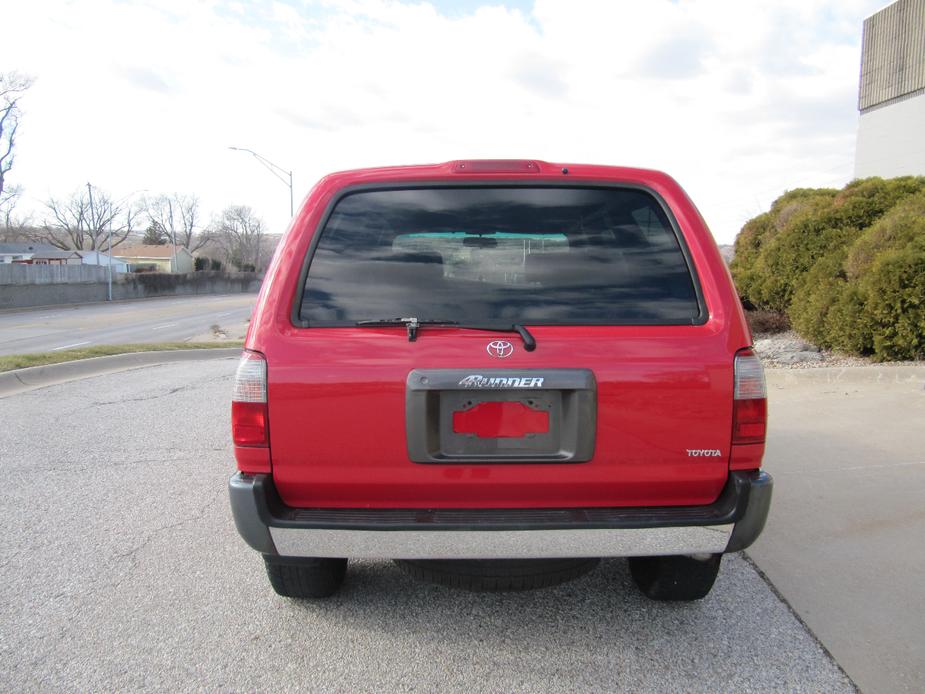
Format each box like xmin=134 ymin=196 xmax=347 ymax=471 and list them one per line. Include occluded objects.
xmin=394 ymin=558 xmax=600 ymax=592
xmin=628 ymin=554 xmax=722 ymax=601
xmin=263 ymin=556 xmax=347 ymax=598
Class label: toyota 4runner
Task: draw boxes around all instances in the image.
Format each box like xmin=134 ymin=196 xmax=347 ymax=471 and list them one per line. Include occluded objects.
xmin=229 ymin=159 xmax=772 ymax=601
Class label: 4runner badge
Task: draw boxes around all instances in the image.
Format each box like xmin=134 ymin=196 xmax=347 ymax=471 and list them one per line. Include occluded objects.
xmin=458 ymin=375 xmax=545 ymax=388
xmin=486 ymin=340 xmax=514 ymax=358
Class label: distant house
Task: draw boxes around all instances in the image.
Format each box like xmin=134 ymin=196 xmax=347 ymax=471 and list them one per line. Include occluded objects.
xmin=0 ymin=243 xmax=82 ymax=265
xmin=77 ymin=250 xmax=129 ymax=273
xmin=111 ymin=244 xmax=195 ymax=273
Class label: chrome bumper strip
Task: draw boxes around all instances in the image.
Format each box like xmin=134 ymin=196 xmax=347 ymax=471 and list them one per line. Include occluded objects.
xmin=268 ymin=524 xmax=734 ymax=560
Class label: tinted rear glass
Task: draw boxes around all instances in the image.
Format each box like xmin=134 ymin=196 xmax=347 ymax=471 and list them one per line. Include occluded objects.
xmin=299 ymin=187 xmax=700 ymax=325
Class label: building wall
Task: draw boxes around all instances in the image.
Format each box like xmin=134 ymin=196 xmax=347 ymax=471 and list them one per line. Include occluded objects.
xmin=173 ymin=251 xmax=194 ymax=274
xmin=117 ymin=253 xmax=194 ymax=273
xmin=79 ymin=252 xmax=129 ymax=273
xmin=855 ymin=92 xmax=925 ymax=178
xmin=858 ymin=0 xmax=925 ymax=111
xmin=119 ymin=256 xmax=172 ymax=272
xmin=854 ymin=0 xmax=925 ymax=178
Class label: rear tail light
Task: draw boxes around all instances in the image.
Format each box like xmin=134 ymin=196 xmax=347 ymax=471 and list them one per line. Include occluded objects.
xmin=733 ymin=348 xmax=767 ymax=445
xmin=232 ymin=350 xmax=268 ymax=448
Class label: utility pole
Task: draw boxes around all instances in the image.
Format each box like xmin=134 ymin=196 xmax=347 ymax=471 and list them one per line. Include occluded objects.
xmin=107 ymin=220 xmax=113 ymax=301
xmin=86 ymin=182 xmax=95 ymax=246
xmin=168 ymin=198 xmax=179 ymax=273
xmin=87 ymin=182 xmax=113 ymax=301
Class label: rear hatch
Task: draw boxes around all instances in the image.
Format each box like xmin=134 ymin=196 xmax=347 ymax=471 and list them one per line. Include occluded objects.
xmin=269 ymin=185 xmax=733 ymax=508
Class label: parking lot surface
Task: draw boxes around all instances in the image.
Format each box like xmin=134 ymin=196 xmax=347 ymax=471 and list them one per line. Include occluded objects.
xmin=0 ymin=360 xmax=853 ymax=692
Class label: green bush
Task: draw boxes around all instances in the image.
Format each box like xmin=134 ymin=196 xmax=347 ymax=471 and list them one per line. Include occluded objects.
xmin=749 ymin=220 xmax=858 ymax=312
xmin=194 ymin=256 xmax=208 ymax=271
xmin=862 ymin=249 xmax=925 ymax=361
xmin=827 ymin=177 xmax=925 ymax=230
xmin=732 ymin=176 xmax=925 ymax=361
xmin=789 ymin=248 xmax=849 ymax=349
xmin=844 ymin=192 xmax=925 ymax=280
xmin=731 ymin=190 xmax=836 ymax=311
xmin=825 ymin=284 xmax=872 ymax=356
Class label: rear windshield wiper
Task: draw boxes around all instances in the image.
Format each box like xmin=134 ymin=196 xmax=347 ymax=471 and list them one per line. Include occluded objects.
xmin=460 ymin=323 xmax=537 ymax=352
xmin=356 ymin=317 xmax=458 ymax=341
xmin=355 ymin=317 xmax=536 ymax=351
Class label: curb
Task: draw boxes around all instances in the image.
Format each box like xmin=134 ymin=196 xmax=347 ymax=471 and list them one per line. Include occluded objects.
xmin=0 ymin=348 xmax=242 ymax=398
xmin=765 ymin=364 xmax=925 ymax=386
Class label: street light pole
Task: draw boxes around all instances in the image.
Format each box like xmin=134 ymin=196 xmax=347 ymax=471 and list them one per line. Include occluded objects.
xmin=228 ymin=146 xmax=294 ymax=217
xmin=108 ymin=220 xmax=113 ymax=301
xmin=106 ymin=188 xmax=148 ymax=299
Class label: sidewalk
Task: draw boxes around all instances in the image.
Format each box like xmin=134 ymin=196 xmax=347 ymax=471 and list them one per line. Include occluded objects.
xmin=751 ymin=366 xmax=925 ymax=694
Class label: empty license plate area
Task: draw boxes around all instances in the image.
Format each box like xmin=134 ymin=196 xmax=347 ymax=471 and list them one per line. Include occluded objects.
xmin=443 ymin=390 xmax=559 ymax=457
xmin=406 ymin=369 xmax=597 ymax=464
xmin=452 ymin=399 xmax=551 ymax=439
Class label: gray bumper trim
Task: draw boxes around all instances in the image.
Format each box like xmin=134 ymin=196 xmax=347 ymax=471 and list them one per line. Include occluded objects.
xmin=228 ymin=470 xmax=772 ymax=560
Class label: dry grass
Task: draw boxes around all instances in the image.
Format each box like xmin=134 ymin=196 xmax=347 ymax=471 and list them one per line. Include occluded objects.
xmin=0 ymin=342 xmax=243 ymax=373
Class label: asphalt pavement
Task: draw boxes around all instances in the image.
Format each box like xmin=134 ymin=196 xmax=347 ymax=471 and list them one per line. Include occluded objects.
xmin=0 ymin=294 xmax=255 ymax=355
xmin=0 ymin=359 xmax=854 ymax=693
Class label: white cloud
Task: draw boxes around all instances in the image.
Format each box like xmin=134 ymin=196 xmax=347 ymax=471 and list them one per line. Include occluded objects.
xmin=1 ymin=0 xmax=885 ymax=242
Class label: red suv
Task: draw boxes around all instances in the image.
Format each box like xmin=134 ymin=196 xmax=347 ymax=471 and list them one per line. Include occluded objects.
xmin=229 ymin=160 xmax=772 ymax=601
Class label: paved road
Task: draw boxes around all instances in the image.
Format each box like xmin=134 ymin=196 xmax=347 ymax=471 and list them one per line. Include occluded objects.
xmin=0 ymin=294 xmax=255 ymax=356
xmin=0 ymin=360 xmax=852 ymax=693
xmin=751 ymin=366 xmax=925 ymax=694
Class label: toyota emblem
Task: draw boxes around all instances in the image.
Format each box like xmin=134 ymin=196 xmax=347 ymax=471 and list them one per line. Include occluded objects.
xmin=486 ymin=340 xmax=514 ymax=358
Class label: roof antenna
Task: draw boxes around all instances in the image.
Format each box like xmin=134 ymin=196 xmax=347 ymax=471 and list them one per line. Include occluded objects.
xmin=561 ymin=167 xmax=569 ymax=175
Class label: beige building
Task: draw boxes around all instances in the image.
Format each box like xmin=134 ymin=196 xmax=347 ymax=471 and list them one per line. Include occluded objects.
xmin=854 ymin=0 xmax=925 ymax=178
xmin=113 ymin=244 xmax=195 ymax=273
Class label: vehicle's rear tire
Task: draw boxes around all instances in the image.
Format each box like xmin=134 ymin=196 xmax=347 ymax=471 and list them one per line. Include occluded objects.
xmin=394 ymin=558 xmax=599 ymax=592
xmin=263 ymin=556 xmax=347 ymax=598
xmin=628 ymin=553 xmax=722 ymax=601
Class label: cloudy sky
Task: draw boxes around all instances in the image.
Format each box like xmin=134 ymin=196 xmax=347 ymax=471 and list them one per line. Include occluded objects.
xmin=2 ymin=0 xmax=886 ymax=243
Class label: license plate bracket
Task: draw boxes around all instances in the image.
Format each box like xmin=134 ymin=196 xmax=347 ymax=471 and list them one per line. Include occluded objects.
xmin=406 ymin=369 xmax=596 ymax=464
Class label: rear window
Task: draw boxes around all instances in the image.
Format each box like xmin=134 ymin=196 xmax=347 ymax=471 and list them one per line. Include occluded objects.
xmin=298 ymin=187 xmax=701 ymax=325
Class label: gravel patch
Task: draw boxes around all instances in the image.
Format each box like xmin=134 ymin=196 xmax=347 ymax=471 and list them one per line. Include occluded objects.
xmin=753 ymin=330 xmax=923 ymax=369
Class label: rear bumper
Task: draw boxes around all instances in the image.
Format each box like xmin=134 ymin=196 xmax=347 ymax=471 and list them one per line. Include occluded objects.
xmin=228 ymin=470 xmax=772 ymax=560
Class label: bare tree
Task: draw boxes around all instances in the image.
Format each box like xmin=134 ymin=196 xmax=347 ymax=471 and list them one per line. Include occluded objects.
xmin=0 ymin=220 xmax=35 ymax=242
xmin=213 ymin=205 xmax=264 ymax=270
xmin=39 ymin=185 xmax=141 ymax=250
xmin=144 ymin=193 xmax=210 ymax=251
xmin=1 ymin=183 xmax=24 ymax=228
xmin=0 ymin=72 xmax=34 ymax=222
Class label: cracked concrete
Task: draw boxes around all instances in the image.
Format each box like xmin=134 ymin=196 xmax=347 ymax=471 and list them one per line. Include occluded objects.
xmin=91 ymin=374 xmax=228 ymax=406
xmin=109 ymin=489 xmax=225 ymax=587
xmin=0 ymin=359 xmax=855 ymax=693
